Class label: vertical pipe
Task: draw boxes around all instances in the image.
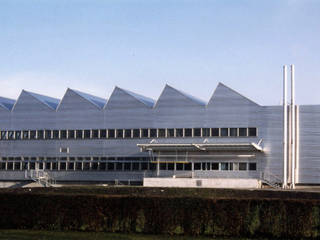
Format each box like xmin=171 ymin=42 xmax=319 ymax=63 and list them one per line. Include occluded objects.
xmin=283 ymin=65 xmax=288 ymax=188
xmin=296 ymin=105 xmax=300 ymax=184
xmin=291 ymin=64 xmax=296 ymax=189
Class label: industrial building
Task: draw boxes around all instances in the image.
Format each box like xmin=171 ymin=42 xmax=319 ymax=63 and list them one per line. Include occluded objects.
xmin=0 ymin=67 xmax=315 ymax=188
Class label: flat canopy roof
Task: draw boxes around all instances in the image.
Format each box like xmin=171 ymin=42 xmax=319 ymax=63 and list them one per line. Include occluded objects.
xmin=137 ymin=143 xmax=263 ymax=152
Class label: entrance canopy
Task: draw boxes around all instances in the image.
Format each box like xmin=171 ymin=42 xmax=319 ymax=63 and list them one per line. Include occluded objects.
xmin=137 ymin=142 xmax=263 ymax=152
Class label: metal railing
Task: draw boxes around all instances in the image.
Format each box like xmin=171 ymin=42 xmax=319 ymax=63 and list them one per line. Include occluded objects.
xmin=260 ymin=172 xmax=282 ymax=188
xmin=25 ymin=169 xmax=56 ymax=187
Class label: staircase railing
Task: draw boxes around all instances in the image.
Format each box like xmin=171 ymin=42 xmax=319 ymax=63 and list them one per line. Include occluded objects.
xmin=25 ymin=170 xmax=55 ymax=187
xmin=260 ymin=172 xmax=282 ymax=188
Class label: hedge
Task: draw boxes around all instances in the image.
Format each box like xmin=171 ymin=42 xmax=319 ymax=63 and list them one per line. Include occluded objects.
xmin=0 ymin=193 xmax=319 ymax=238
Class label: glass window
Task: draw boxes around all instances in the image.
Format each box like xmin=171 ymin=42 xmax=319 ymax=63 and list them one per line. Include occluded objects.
xmin=108 ymin=129 xmax=115 ymax=138
xmin=149 ymin=163 xmax=156 ymax=171
xmin=116 ymin=129 xmax=123 ymax=138
xmin=184 ymin=163 xmax=192 ymax=171
xmin=23 ymin=131 xmax=29 ymax=139
xmin=184 ymin=128 xmax=192 ymax=137
xmin=45 ymin=130 xmax=52 ymax=139
xmin=99 ymin=162 xmax=106 ymax=171
xmin=176 ymin=128 xmax=183 ymax=137
xmin=83 ymin=162 xmax=90 ymax=171
xmin=84 ymin=130 xmax=91 ymax=139
xmin=220 ymin=163 xmax=229 ymax=171
xmin=141 ymin=162 xmax=148 ymax=170
xmin=68 ymin=130 xmax=75 ymax=139
xmin=53 ymin=130 xmax=59 ymax=139
xmin=211 ymin=128 xmax=219 ymax=137
xmin=160 ymin=163 xmax=166 ymax=170
xmin=202 ymin=128 xmax=210 ymax=137
xmin=68 ymin=162 xmax=74 ymax=170
xmin=107 ymin=162 xmax=114 ymax=171
xmin=92 ymin=162 xmax=98 ymax=170
xmin=230 ymin=128 xmax=237 ymax=137
xmin=249 ymin=128 xmax=257 ymax=137
xmin=133 ymin=129 xmax=140 ymax=138
xmin=193 ymin=128 xmax=201 ymax=137
xmin=150 ymin=129 xmax=157 ymax=138
xmin=167 ymin=129 xmax=174 ymax=137
xmin=239 ymin=163 xmax=247 ymax=171
xmin=15 ymin=131 xmax=21 ymax=140
xmin=124 ymin=162 xmax=131 ymax=171
xmin=167 ymin=163 xmax=174 ymax=170
xmin=221 ymin=128 xmax=228 ymax=137
xmin=14 ymin=162 xmax=21 ymax=170
xmin=233 ymin=163 xmax=239 ymax=171
xmin=100 ymin=129 xmax=107 ymax=138
xmin=1 ymin=131 xmax=7 ymax=140
xmin=30 ymin=130 xmax=36 ymax=139
xmin=239 ymin=128 xmax=247 ymax=137
xmin=194 ymin=163 xmax=201 ymax=170
xmin=60 ymin=130 xmax=67 ymax=139
xmin=76 ymin=162 xmax=82 ymax=171
xmin=158 ymin=129 xmax=166 ymax=138
xmin=7 ymin=162 xmax=13 ymax=170
xmin=8 ymin=131 xmax=14 ymax=140
xmin=60 ymin=162 xmax=66 ymax=170
xmin=30 ymin=162 xmax=36 ymax=170
xmin=37 ymin=130 xmax=44 ymax=139
xmin=211 ymin=163 xmax=219 ymax=170
xmin=249 ymin=163 xmax=257 ymax=171
xmin=116 ymin=163 xmax=123 ymax=171
xmin=141 ymin=129 xmax=149 ymax=138
xmin=176 ymin=163 xmax=183 ymax=170
xmin=92 ymin=129 xmax=99 ymax=139
xmin=124 ymin=129 xmax=132 ymax=138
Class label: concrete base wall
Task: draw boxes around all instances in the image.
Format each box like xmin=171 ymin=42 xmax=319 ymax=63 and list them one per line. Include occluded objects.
xmin=143 ymin=178 xmax=262 ymax=188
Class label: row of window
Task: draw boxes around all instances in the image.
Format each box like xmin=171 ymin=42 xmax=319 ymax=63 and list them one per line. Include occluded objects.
xmin=0 ymin=156 xmax=150 ymax=161
xmin=0 ymin=127 xmax=258 ymax=140
xmin=0 ymin=161 xmax=257 ymax=172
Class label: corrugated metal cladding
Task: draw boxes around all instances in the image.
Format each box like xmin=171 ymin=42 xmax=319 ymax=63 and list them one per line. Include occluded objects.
xmin=0 ymin=83 xmax=317 ymax=184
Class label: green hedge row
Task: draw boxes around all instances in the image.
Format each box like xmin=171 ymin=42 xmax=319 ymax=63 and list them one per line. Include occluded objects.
xmin=0 ymin=193 xmax=319 ymax=238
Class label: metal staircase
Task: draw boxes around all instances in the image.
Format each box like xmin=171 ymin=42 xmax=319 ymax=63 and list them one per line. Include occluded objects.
xmin=25 ymin=170 xmax=55 ymax=187
xmin=260 ymin=172 xmax=282 ymax=189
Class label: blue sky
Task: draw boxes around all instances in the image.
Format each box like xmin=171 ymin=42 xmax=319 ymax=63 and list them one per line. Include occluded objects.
xmin=0 ymin=0 xmax=319 ymax=105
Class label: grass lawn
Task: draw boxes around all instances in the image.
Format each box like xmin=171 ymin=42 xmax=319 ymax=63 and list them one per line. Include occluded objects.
xmin=0 ymin=230 xmax=266 ymax=240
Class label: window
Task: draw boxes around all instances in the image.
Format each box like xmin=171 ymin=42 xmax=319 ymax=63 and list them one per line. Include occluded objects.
xmin=83 ymin=162 xmax=90 ymax=171
xmin=176 ymin=163 xmax=183 ymax=170
xmin=92 ymin=129 xmax=99 ymax=139
xmin=23 ymin=131 xmax=29 ymax=139
xmin=141 ymin=162 xmax=148 ymax=170
xmin=133 ymin=129 xmax=140 ymax=138
xmin=76 ymin=162 xmax=82 ymax=171
xmin=60 ymin=162 xmax=66 ymax=170
xmin=202 ymin=128 xmax=210 ymax=137
xmin=29 ymin=130 xmax=36 ymax=139
xmin=230 ymin=128 xmax=237 ymax=137
xmin=84 ymin=130 xmax=90 ymax=139
xmin=30 ymin=162 xmax=36 ymax=170
xmin=176 ymin=128 xmax=183 ymax=137
xmin=211 ymin=128 xmax=219 ymax=137
xmin=158 ymin=129 xmax=166 ymax=138
xmin=7 ymin=162 xmax=13 ymax=170
xmin=116 ymin=163 xmax=123 ymax=171
xmin=45 ymin=130 xmax=52 ymax=139
xmin=184 ymin=128 xmax=192 ymax=137
xmin=124 ymin=129 xmax=132 ymax=138
xmin=239 ymin=128 xmax=247 ymax=137
xmin=249 ymin=163 xmax=257 ymax=171
xmin=221 ymin=128 xmax=228 ymax=137
xmin=167 ymin=129 xmax=174 ymax=137
xmin=167 ymin=163 xmax=174 ymax=170
xmin=239 ymin=163 xmax=247 ymax=171
xmin=116 ymin=129 xmax=123 ymax=138
xmin=37 ymin=130 xmax=44 ymax=140
xmin=249 ymin=128 xmax=257 ymax=137
xmin=132 ymin=162 xmax=139 ymax=171
xmin=184 ymin=163 xmax=192 ymax=171
xmin=92 ymin=162 xmax=98 ymax=170
xmin=149 ymin=163 xmax=156 ymax=170
xmin=0 ymin=131 xmax=7 ymax=140
xmin=150 ymin=129 xmax=157 ymax=138
xmin=124 ymin=162 xmax=131 ymax=171
xmin=193 ymin=128 xmax=201 ymax=137
xmin=8 ymin=131 xmax=14 ymax=140
xmin=220 ymin=163 xmax=229 ymax=171
xmin=141 ymin=129 xmax=149 ymax=138
xmin=160 ymin=163 xmax=166 ymax=170
xmin=14 ymin=162 xmax=21 ymax=170
xmin=108 ymin=129 xmax=115 ymax=138
xmin=60 ymin=130 xmax=67 ymax=139
xmin=52 ymin=162 xmax=58 ymax=170
xmin=100 ymin=129 xmax=107 ymax=138
xmin=15 ymin=131 xmax=21 ymax=140
xmin=233 ymin=163 xmax=239 ymax=171
xmin=53 ymin=130 xmax=59 ymax=139
xmin=68 ymin=162 xmax=74 ymax=170
xmin=75 ymin=130 xmax=83 ymax=139
xmin=107 ymin=162 xmax=114 ymax=171
xmin=99 ymin=162 xmax=106 ymax=171
xmin=211 ymin=163 xmax=219 ymax=170
xmin=68 ymin=130 xmax=75 ymax=139
xmin=194 ymin=163 xmax=201 ymax=170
